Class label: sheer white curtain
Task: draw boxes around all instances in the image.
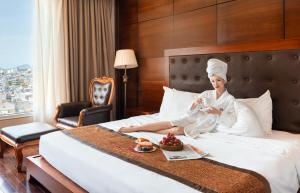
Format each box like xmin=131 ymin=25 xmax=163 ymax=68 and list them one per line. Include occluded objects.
xmin=33 ymin=0 xmax=70 ymax=123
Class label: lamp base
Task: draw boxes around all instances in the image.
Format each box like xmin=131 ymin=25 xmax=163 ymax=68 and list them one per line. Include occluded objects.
xmin=123 ymin=74 xmax=128 ymax=83
xmin=123 ymin=68 xmax=128 ymax=118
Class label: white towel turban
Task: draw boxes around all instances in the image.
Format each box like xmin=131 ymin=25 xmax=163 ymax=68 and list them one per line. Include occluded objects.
xmin=206 ymin=59 xmax=228 ymax=82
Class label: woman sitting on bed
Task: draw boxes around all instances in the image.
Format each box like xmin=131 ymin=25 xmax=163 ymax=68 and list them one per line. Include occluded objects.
xmin=120 ymin=59 xmax=237 ymax=138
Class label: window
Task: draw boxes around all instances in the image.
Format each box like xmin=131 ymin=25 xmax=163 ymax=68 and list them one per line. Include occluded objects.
xmin=0 ymin=1 xmax=33 ymax=118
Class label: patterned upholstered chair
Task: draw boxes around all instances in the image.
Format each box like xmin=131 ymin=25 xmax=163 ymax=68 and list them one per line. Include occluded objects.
xmin=55 ymin=77 xmax=114 ymax=130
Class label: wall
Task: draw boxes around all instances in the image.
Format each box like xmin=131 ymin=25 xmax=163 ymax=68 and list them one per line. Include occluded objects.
xmin=118 ymin=0 xmax=300 ymax=112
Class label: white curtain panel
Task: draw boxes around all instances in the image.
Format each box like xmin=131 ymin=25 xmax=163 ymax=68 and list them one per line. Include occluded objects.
xmin=33 ymin=0 xmax=70 ymax=123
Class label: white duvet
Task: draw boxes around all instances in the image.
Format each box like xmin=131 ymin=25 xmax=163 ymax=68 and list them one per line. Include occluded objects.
xmin=39 ymin=114 xmax=300 ymax=193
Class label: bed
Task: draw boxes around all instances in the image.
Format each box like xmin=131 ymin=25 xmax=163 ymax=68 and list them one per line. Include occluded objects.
xmin=27 ymin=39 xmax=300 ymax=193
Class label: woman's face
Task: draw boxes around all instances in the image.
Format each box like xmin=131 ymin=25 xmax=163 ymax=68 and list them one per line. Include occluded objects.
xmin=210 ymin=75 xmax=225 ymax=93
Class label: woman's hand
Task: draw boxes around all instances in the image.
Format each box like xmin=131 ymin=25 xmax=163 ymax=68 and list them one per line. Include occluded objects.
xmin=191 ymin=98 xmax=203 ymax=109
xmin=206 ymin=106 xmax=221 ymax=115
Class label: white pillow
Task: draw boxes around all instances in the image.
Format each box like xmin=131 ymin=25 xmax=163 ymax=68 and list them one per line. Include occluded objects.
xmin=158 ymin=87 xmax=198 ymax=121
xmin=217 ymin=101 xmax=264 ymax=137
xmin=237 ymin=90 xmax=273 ymax=134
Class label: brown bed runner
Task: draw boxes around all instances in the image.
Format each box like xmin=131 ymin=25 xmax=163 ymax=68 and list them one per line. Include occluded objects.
xmin=62 ymin=125 xmax=271 ymax=193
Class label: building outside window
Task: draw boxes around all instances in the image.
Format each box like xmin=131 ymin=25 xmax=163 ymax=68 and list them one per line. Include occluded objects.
xmin=0 ymin=1 xmax=33 ymax=119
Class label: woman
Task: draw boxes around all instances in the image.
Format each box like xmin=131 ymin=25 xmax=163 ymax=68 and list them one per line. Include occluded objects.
xmin=120 ymin=59 xmax=236 ymax=138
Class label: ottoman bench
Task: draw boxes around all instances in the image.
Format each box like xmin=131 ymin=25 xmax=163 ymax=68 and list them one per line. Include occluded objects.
xmin=0 ymin=122 xmax=59 ymax=172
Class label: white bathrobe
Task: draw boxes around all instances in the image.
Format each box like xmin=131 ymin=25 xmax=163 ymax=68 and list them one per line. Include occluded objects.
xmin=171 ymin=90 xmax=236 ymax=138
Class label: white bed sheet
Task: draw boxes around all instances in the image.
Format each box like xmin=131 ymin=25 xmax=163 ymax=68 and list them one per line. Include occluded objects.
xmin=39 ymin=114 xmax=300 ymax=193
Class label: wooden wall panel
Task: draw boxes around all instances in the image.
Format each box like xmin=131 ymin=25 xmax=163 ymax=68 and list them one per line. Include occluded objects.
xmin=173 ymin=6 xmax=217 ymax=48
xmin=138 ymin=17 xmax=172 ymax=58
xmin=174 ymin=0 xmax=216 ymax=14
xmin=126 ymin=68 xmax=139 ymax=107
xmin=217 ymin=0 xmax=233 ymax=3
xmin=140 ymin=81 xmax=167 ymax=109
xmin=119 ymin=24 xmax=138 ymax=52
xmin=117 ymin=0 xmax=298 ymax=115
xmin=139 ymin=57 xmax=167 ymax=108
xmin=217 ymin=0 xmax=283 ymax=44
xmin=119 ymin=0 xmax=138 ymax=26
xmin=138 ymin=0 xmax=173 ymax=22
xmin=118 ymin=0 xmax=139 ymax=116
xmin=139 ymin=58 xmax=167 ymax=81
xmin=285 ymin=0 xmax=300 ymax=39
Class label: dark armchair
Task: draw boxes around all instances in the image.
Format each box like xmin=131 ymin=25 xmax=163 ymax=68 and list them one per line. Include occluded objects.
xmin=54 ymin=77 xmax=115 ymax=130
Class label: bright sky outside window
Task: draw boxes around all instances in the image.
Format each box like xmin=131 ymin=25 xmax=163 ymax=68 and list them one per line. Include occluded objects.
xmin=0 ymin=0 xmax=33 ymax=118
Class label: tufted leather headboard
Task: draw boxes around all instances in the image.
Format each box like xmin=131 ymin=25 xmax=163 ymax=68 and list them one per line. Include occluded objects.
xmin=168 ymin=49 xmax=300 ymax=133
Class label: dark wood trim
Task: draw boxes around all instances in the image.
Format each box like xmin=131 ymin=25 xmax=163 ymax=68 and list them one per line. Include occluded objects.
xmin=78 ymin=110 xmax=85 ymax=127
xmin=0 ymin=139 xmax=4 ymax=158
xmin=283 ymin=0 xmax=286 ymax=39
xmin=115 ymin=70 xmax=125 ymax=119
xmin=15 ymin=148 xmax=23 ymax=172
xmin=53 ymin=105 xmax=60 ymax=124
xmin=165 ymin=39 xmax=300 ymax=57
xmin=126 ymin=107 xmax=158 ymax=117
xmin=115 ymin=0 xmax=122 ymax=120
xmin=26 ymin=155 xmax=87 ymax=193
xmin=116 ymin=0 xmax=139 ymax=119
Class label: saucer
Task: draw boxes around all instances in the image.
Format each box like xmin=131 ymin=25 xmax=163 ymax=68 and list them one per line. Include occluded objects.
xmin=133 ymin=146 xmax=157 ymax=153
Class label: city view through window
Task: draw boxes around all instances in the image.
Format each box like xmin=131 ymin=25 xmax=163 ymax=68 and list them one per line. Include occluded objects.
xmin=0 ymin=1 xmax=33 ymax=118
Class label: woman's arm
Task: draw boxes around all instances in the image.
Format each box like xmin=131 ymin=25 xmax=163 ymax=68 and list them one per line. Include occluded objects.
xmin=119 ymin=121 xmax=173 ymax=133
xmin=187 ymin=92 xmax=207 ymax=115
xmin=190 ymin=98 xmax=203 ymax=110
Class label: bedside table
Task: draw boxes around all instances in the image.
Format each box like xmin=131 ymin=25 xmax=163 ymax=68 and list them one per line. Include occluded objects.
xmin=126 ymin=107 xmax=158 ymax=117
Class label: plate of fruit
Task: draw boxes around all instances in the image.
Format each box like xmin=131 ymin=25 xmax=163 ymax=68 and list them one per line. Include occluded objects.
xmin=159 ymin=133 xmax=183 ymax=151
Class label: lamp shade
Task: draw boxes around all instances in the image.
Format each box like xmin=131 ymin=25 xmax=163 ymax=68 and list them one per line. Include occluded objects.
xmin=114 ymin=49 xmax=138 ymax=69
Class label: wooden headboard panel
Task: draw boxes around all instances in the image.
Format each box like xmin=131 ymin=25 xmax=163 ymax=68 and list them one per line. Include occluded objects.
xmin=165 ymin=39 xmax=300 ymax=133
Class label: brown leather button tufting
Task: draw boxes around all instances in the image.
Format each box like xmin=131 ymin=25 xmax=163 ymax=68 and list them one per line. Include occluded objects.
xmin=194 ymin=75 xmax=201 ymax=81
xmin=244 ymin=56 xmax=249 ymax=61
xmin=243 ymin=77 xmax=250 ymax=82
xmin=182 ymin=58 xmax=187 ymax=64
xmin=171 ymin=74 xmax=176 ymax=79
xmin=292 ymin=100 xmax=299 ymax=105
xmin=266 ymin=77 xmax=273 ymax=82
xmin=194 ymin=58 xmax=200 ymax=63
xmin=170 ymin=58 xmax=175 ymax=64
xmin=181 ymin=75 xmax=187 ymax=80
xmin=225 ymin=56 xmax=230 ymax=62
xmin=292 ymin=79 xmax=298 ymax=84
